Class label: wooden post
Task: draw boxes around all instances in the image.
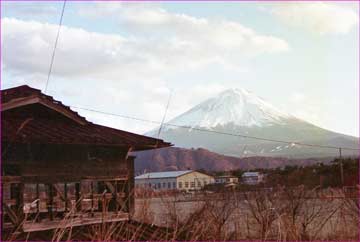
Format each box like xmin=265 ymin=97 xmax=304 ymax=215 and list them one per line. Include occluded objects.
xmin=17 ymin=183 xmax=25 ymax=224
xmin=75 ymin=182 xmax=81 ymax=212
xmin=90 ymin=181 xmax=94 ymax=217
xmin=36 ymin=183 xmax=40 ymax=222
xmin=126 ymin=156 xmax=135 ymax=216
xmin=64 ymin=183 xmax=68 ymax=212
xmin=47 ymin=184 xmax=54 ymax=221
xmin=114 ymin=181 xmax=118 ymax=213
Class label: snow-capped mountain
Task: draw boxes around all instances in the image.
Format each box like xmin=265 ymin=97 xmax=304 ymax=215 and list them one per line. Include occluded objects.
xmin=147 ymin=88 xmax=359 ymax=158
xmin=166 ymin=88 xmax=294 ymax=129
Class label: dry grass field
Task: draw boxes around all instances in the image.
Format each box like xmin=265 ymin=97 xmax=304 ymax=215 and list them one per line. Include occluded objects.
xmin=2 ymin=186 xmax=358 ymax=241
xmin=134 ymin=186 xmax=359 ymax=241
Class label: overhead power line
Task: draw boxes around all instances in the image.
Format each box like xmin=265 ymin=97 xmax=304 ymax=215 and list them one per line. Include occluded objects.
xmin=44 ymin=0 xmax=67 ymax=94
xmin=70 ymin=105 xmax=360 ymax=152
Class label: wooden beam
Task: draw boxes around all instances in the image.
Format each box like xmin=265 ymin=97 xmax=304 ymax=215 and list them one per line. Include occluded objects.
xmin=2 ymin=96 xmax=87 ymax=125
xmin=82 ymin=176 xmax=128 ymax=182
xmin=125 ymin=146 xmax=133 ymax=160
xmin=2 ymin=202 xmax=19 ymax=226
xmin=18 ymin=175 xmax=128 ymax=184
xmin=40 ymin=99 xmax=87 ymax=125
xmin=1 ymin=96 xmax=40 ymax=111
xmin=2 ymin=176 xmax=21 ymax=183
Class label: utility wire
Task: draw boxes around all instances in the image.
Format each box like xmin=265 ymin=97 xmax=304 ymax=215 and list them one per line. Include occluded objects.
xmin=157 ymin=91 xmax=172 ymax=139
xmin=70 ymin=105 xmax=360 ymax=151
xmin=44 ymin=0 xmax=67 ymax=94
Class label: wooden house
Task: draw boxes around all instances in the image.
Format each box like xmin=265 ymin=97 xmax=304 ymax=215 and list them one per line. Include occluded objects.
xmin=1 ymin=85 xmax=171 ymax=233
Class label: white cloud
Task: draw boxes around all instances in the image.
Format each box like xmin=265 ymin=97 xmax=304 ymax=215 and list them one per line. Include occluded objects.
xmin=2 ymin=13 xmax=288 ymax=79
xmin=2 ymin=5 xmax=290 ymax=134
xmin=270 ymin=2 xmax=358 ymax=34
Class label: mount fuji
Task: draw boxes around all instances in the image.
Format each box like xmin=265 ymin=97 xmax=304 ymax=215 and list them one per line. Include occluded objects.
xmin=146 ymin=88 xmax=359 ymax=158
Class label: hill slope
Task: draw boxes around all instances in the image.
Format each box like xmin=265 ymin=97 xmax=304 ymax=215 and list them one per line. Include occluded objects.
xmin=133 ymin=147 xmax=332 ymax=174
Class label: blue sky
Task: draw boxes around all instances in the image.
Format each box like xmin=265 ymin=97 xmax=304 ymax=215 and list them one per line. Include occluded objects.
xmin=1 ymin=1 xmax=359 ymax=137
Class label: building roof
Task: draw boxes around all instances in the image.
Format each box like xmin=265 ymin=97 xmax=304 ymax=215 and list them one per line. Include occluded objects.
xmin=242 ymin=172 xmax=261 ymax=177
xmin=216 ymin=175 xmax=238 ymax=178
xmin=135 ymin=170 xmax=193 ymax=179
xmin=1 ymin=85 xmax=172 ymax=150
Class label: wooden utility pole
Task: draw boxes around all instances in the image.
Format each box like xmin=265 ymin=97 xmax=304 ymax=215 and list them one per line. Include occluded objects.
xmin=339 ymin=148 xmax=344 ymax=186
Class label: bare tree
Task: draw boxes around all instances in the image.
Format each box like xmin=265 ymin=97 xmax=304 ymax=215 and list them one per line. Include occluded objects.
xmin=243 ymin=188 xmax=283 ymax=240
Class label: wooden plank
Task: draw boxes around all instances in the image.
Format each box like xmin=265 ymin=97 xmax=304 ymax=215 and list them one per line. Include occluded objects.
xmin=22 ymin=212 xmax=129 ymax=232
xmin=19 ymin=175 xmax=128 ymax=184
xmin=82 ymin=176 xmax=128 ymax=182
xmin=2 ymin=176 xmax=21 ymax=183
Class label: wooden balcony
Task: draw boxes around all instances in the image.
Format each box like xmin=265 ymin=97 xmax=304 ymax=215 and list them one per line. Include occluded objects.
xmin=22 ymin=211 xmax=129 ymax=232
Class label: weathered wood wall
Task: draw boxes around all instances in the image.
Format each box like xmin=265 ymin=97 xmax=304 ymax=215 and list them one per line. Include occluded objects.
xmin=2 ymin=143 xmax=130 ymax=183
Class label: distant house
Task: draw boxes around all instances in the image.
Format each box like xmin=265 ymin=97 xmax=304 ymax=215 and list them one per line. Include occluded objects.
xmin=135 ymin=170 xmax=215 ymax=191
xmin=215 ymin=175 xmax=239 ymax=184
xmin=242 ymin=172 xmax=264 ymax=185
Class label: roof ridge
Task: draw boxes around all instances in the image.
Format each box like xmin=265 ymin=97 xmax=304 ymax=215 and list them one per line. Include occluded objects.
xmin=2 ymin=85 xmax=172 ymax=150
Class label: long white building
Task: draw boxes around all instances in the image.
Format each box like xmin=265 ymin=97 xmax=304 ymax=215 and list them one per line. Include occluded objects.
xmin=242 ymin=172 xmax=264 ymax=185
xmin=135 ymin=170 xmax=215 ymax=191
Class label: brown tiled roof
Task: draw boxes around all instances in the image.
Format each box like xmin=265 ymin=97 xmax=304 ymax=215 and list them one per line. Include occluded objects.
xmin=1 ymin=85 xmax=171 ymax=150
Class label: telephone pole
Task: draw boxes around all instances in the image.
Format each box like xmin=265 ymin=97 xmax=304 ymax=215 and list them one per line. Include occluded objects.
xmin=339 ymin=148 xmax=344 ymax=186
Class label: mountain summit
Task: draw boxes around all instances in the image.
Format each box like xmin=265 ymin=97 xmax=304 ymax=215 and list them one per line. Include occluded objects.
xmin=147 ymin=88 xmax=358 ymax=158
xmin=167 ymin=88 xmax=293 ymax=129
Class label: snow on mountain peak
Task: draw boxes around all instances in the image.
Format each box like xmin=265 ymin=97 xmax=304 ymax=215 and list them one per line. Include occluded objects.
xmin=167 ymin=88 xmax=293 ymax=129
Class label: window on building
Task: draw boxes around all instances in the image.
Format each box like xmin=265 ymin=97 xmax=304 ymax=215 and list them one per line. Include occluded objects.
xmin=163 ymin=183 xmax=166 ymax=189
xmin=185 ymin=182 xmax=189 ymax=188
xmin=168 ymin=182 xmax=171 ymax=189
xmin=178 ymin=182 xmax=183 ymax=188
xmin=173 ymin=182 xmax=176 ymax=188
xmin=190 ymin=182 xmax=195 ymax=188
xmin=197 ymin=181 xmax=201 ymax=187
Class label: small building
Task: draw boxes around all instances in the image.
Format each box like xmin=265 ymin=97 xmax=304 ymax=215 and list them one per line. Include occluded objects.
xmin=1 ymin=85 xmax=171 ymax=233
xmin=242 ymin=172 xmax=264 ymax=185
xmin=135 ymin=170 xmax=214 ymax=191
xmin=215 ymin=175 xmax=239 ymax=184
